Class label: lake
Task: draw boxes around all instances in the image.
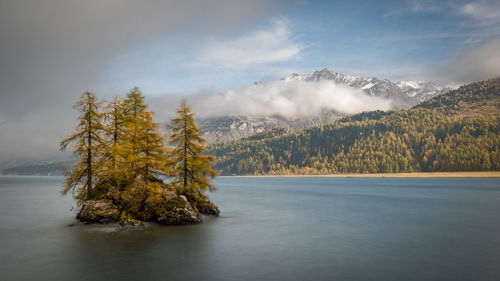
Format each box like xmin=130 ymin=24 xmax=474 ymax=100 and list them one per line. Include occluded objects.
xmin=0 ymin=176 xmax=499 ymax=281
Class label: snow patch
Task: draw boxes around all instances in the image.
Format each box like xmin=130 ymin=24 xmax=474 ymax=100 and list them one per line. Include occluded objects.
xmin=361 ymin=83 xmax=375 ymax=89
xmin=397 ymin=80 xmax=423 ymax=89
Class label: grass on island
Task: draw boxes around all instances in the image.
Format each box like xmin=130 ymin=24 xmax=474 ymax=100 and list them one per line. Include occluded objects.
xmin=223 ymin=171 xmax=500 ymax=178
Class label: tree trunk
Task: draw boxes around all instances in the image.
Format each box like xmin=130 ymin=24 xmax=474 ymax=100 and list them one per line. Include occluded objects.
xmin=145 ymin=136 xmax=150 ymax=183
xmin=87 ymin=104 xmax=92 ymax=198
xmin=183 ymin=110 xmax=188 ymax=188
xmin=113 ymin=108 xmax=118 ymax=170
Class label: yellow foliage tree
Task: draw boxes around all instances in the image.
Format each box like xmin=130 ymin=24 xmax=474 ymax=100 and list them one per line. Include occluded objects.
xmin=168 ymin=100 xmax=217 ymax=206
xmin=60 ymin=91 xmax=104 ymax=203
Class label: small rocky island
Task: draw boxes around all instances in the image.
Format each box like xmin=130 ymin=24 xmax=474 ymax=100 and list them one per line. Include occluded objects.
xmin=61 ymin=88 xmax=219 ymax=227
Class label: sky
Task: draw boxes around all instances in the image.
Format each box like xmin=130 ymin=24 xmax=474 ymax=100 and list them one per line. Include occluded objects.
xmin=0 ymin=0 xmax=500 ymax=167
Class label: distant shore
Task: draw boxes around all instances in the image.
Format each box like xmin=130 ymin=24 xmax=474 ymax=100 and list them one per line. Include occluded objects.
xmin=2 ymin=171 xmax=500 ymax=178
xmin=0 ymin=174 xmax=63 ymax=178
xmin=222 ymin=171 xmax=500 ymax=178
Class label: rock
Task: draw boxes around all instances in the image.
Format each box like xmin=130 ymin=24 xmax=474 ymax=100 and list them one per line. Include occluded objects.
xmin=77 ymin=200 xmax=120 ymax=223
xmin=119 ymin=212 xmax=144 ymax=228
xmin=196 ymin=200 xmax=220 ymax=216
xmin=75 ymin=192 xmax=216 ymax=226
xmin=141 ymin=190 xmax=178 ymax=221
xmin=157 ymin=195 xmax=201 ymax=225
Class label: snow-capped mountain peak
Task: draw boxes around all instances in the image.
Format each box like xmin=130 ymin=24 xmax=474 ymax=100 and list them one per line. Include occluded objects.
xmin=280 ymin=68 xmax=451 ymax=105
xmin=200 ymin=68 xmax=452 ymax=144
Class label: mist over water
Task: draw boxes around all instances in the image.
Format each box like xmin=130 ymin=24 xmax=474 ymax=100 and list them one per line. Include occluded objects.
xmin=1 ymin=176 xmax=500 ymax=281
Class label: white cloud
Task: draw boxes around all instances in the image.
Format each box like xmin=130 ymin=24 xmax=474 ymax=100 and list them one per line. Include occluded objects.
xmin=411 ymin=0 xmax=442 ymax=12
xmin=459 ymin=1 xmax=500 ymax=26
xmin=386 ymin=0 xmax=500 ymax=27
xmin=182 ymin=80 xmax=392 ymax=119
xmin=191 ymin=19 xmax=305 ymax=69
xmin=383 ymin=0 xmax=442 ymax=20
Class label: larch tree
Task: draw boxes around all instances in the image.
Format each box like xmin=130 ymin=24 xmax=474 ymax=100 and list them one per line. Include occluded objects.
xmin=136 ymin=110 xmax=167 ymax=183
xmin=60 ymin=91 xmax=104 ymax=203
xmin=121 ymin=87 xmax=167 ymax=183
xmin=122 ymin=87 xmax=148 ymax=179
xmin=114 ymin=89 xmax=169 ymax=218
xmin=101 ymin=96 xmax=128 ymax=188
xmin=168 ymin=99 xmax=217 ymax=205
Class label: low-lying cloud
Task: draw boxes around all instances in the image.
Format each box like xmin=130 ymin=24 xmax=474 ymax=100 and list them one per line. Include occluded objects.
xmin=152 ymin=80 xmax=393 ymax=120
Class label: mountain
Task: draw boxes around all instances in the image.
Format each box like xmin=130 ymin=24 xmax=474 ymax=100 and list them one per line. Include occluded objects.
xmin=199 ymin=110 xmax=346 ymax=144
xmin=206 ymin=78 xmax=500 ymax=175
xmin=283 ymin=68 xmax=449 ymax=107
xmin=1 ymin=160 xmax=74 ymax=176
xmin=199 ymin=68 xmax=451 ymax=144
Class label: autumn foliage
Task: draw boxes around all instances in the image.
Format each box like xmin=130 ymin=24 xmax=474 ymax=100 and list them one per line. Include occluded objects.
xmin=61 ymin=88 xmax=217 ymax=221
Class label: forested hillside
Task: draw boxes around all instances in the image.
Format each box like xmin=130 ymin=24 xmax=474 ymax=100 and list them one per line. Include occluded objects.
xmin=417 ymin=78 xmax=500 ymax=116
xmin=207 ymin=78 xmax=500 ymax=175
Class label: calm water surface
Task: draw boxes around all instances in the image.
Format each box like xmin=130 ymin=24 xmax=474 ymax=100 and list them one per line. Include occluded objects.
xmin=0 ymin=176 xmax=499 ymax=281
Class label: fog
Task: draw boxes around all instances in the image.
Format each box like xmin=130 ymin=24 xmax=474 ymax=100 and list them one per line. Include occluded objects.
xmin=189 ymin=80 xmax=392 ymax=119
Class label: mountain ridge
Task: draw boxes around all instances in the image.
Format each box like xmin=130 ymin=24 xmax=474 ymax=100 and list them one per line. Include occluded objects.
xmin=281 ymin=68 xmax=449 ymax=105
xmin=206 ymin=78 xmax=500 ymax=175
xmin=199 ymin=68 xmax=451 ymax=144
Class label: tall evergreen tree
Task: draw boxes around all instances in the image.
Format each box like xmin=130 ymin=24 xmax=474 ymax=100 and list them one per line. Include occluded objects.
xmin=121 ymin=87 xmax=167 ymax=182
xmin=101 ymin=96 xmax=128 ymax=187
xmin=122 ymin=87 xmax=148 ymax=179
xmin=60 ymin=91 xmax=104 ymax=202
xmin=136 ymin=110 xmax=167 ymax=183
xmin=168 ymin=100 xmax=217 ymax=204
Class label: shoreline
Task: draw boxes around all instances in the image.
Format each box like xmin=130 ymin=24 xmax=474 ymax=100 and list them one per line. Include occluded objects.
xmin=221 ymin=171 xmax=500 ymax=178
xmin=2 ymin=171 xmax=500 ymax=178
xmin=0 ymin=174 xmax=64 ymax=178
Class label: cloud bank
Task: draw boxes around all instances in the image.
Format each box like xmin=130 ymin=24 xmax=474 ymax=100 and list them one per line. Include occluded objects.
xmin=151 ymin=80 xmax=393 ymax=120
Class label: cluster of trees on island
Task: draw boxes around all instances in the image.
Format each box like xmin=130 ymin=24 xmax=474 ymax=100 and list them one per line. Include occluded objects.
xmin=61 ymin=88 xmax=218 ymax=225
xmin=208 ymin=78 xmax=500 ymax=175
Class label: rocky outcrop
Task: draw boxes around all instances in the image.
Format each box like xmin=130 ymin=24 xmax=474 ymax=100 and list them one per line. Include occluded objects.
xmin=77 ymin=200 xmax=120 ymax=223
xmin=157 ymin=195 xmax=202 ymax=225
xmin=76 ymin=194 xmax=218 ymax=226
xmin=196 ymin=200 xmax=220 ymax=216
